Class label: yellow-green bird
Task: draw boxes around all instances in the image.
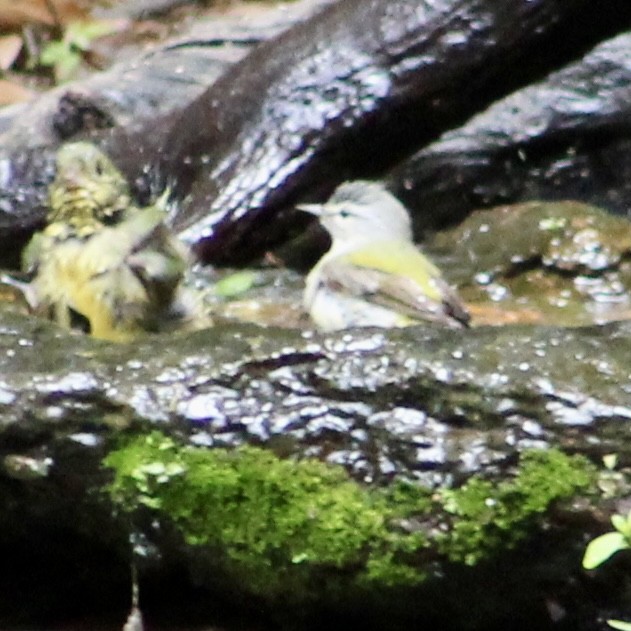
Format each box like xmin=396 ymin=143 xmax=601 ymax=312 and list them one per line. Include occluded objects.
xmin=298 ymin=180 xmax=470 ymax=331
xmin=22 ymin=142 xmax=197 ymax=342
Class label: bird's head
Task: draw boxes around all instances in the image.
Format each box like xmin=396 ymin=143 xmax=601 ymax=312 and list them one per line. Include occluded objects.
xmin=48 ymin=142 xmax=131 ymax=227
xmin=297 ymin=180 xmax=413 ymax=247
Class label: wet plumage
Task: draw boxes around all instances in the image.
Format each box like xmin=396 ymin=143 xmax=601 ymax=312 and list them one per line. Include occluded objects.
xmin=22 ymin=142 xmax=201 ymax=342
xmin=47 ymin=141 xmax=132 ymax=228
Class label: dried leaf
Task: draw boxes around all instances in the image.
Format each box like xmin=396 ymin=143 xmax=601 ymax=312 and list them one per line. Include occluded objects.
xmin=0 ymin=0 xmax=92 ymax=28
xmin=0 ymin=78 xmax=34 ymax=105
xmin=0 ymin=34 xmax=22 ymax=70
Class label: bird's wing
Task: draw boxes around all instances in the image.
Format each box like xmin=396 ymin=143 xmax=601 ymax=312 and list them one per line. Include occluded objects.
xmin=21 ymin=221 xmax=79 ymax=275
xmin=118 ymin=206 xmax=189 ymax=265
xmin=21 ymin=232 xmax=46 ymax=275
xmin=118 ymin=207 xmax=189 ymax=304
xmin=321 ymin=242 xmax=470 ymax=327
xmin=69 ymin=207 xmax=187 ymax=286
xmin=112 ymin=206 xmax=168 ymax=252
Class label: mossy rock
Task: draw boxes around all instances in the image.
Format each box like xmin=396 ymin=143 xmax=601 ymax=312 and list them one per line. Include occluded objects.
xmin=105 ymin=432 xmax=597 ymax=609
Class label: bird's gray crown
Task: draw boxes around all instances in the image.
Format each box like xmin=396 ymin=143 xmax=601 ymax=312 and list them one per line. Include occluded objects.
xmin=320 ymin=180 xmax=412 ymax=243
xmin=328 ymin=180 xmax=389 ymax=206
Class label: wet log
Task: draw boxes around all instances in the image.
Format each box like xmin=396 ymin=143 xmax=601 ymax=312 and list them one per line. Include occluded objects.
xmin=387 ymin=31 xmax=631 ymax=235
xmin=160 ymin=0 xmax=631 ymax=261
xmin=0 ymin=0 xmax=327 ymax=147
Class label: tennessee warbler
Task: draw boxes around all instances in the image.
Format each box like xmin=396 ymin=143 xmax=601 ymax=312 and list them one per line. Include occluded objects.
xmin=22 ymin=142 xmax=202 ymax=342
xmin=298 ymin=180 xmax=470 ymax=331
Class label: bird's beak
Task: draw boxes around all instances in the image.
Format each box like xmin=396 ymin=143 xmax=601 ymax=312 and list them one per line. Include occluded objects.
xmin=296 ymin=203 xmax=323 ymax=216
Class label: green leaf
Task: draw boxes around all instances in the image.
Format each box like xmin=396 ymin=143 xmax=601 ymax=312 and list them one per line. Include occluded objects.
xmin=607 ymin=620 xmax=631 ymax=631
xmin=611 ymin=510 xmax=631 ymax=539
xmin=611 ymin=513 xmax=627 ymax=533
xmin=582 ymin=532 xmax=628 ymax=569
xmin=39 ymin=39 xmax=81 ymax=83
xmin=39 ymin=41 xmax=70 ymax=66
xmin=54 ymin=52 xmax=81 ymax=83
xmin=213 ymin=270 xmax=258 ymax=298
xmin=40 ymin=19 xmax=123 ymax=84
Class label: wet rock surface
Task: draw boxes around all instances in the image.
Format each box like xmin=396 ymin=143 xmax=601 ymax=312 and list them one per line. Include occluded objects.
xmin=0 ymin=304 xmax=627 ymax=629
xmin=2 ymin=310 xmax=630 ymax=473
xmin=430 ymin=201 xmax=631 ymax=326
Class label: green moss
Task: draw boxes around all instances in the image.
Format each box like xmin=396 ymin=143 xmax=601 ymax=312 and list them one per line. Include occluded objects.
xmin=436 ymin=449 xmax=597 ymax=565
xmin=104 ymin=433 xmax=428 ymax=601
xmin=104 ymin=434 xmax=596 ymax=602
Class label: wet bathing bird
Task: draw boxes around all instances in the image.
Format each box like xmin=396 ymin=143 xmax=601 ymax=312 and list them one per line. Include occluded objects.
xmin=21 ymin=142 xmax=201 ymax=342
xmin=298 ymin=180 xmax=470 ymax=331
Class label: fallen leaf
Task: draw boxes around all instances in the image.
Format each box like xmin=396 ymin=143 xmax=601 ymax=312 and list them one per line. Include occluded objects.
xmin=0 ymin=34 xmax=22 ymax=70
xmin=0 ymin=78 xmax=34 ymax=105
xmin=212 ymin=270 xmax=259 ymax=297
xmin=0 ymin=0 xmax=92 ymax=28
xmin=466 ymin=303 xmax=546 ymax=326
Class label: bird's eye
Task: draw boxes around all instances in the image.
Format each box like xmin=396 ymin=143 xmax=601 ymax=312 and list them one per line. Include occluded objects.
xmin=339 ymin=209 xmax=351 ymax=219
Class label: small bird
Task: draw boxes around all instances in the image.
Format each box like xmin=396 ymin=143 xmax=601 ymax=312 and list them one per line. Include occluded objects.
xmin=298 ymin=180 xmax=470 ymax=331
xmin=21 ymin=142 xmax=200 ymax=342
